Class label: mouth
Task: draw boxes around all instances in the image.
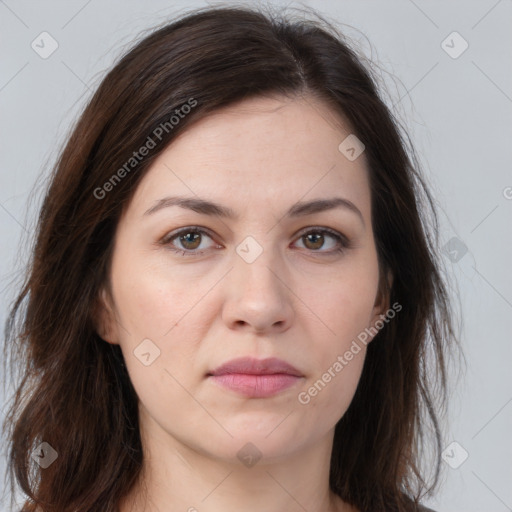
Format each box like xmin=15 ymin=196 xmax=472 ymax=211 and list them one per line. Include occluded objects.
xmin=207 ymin=357 xmax=304 ymax=398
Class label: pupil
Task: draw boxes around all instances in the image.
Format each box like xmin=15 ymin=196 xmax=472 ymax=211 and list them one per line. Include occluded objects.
xmin=182 ymin=232 xmax=200 ymax=248
xmin=306 ymin=233 xmax=323 ymax=249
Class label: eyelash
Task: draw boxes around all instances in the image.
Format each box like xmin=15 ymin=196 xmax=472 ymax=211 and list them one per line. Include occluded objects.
xmin=159 ymin=225 xmax=351 ymax=257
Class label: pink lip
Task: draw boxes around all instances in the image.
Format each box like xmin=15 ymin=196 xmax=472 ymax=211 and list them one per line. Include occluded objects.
xmin=207 ymin=357 xmax=303 ymax=398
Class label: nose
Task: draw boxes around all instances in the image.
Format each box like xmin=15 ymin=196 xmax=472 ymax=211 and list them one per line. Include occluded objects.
xmin=221 ymin=242 xmax=294 ymax=334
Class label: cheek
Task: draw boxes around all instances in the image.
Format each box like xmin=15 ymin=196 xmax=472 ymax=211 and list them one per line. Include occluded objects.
xmin=297 ymin=343 xmax=366 ymax=430
xmin=110 ymin=257 xmax=223 ymax=387
xmin=304 ymin=270 xmax=378 ymax=347
xmin=295 ymin=257 xmax=378 ymax=410
xmin=111 ymin=254 xmax=207 ymax=340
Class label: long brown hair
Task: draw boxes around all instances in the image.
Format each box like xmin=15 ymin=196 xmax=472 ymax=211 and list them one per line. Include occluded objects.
xmin=2 ymin=5 xmax=461 ymax=512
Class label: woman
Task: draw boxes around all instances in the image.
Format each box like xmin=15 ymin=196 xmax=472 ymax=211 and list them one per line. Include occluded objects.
xmin=2 ymin=5 xmax=459 ymax=512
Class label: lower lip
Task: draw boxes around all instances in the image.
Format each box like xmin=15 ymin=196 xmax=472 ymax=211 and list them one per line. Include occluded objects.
xmin=209 ymin=373 xmax=301 ymax=398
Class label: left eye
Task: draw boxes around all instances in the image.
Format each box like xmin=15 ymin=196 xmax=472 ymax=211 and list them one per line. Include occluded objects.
xmin=161 ymin=227 xmax=348 ymax=256
xmin=294 ymin=229 xmax=347 ymax=252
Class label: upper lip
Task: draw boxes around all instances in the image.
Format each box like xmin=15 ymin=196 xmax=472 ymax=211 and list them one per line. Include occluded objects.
xmin=208 ymin=357 xmax=303 ymax=377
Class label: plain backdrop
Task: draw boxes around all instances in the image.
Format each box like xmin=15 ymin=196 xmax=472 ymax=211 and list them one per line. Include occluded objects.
xmin=1 ymin=1 xmax=511 ymax=511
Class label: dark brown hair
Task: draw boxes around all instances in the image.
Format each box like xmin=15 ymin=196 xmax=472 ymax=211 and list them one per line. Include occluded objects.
xmin=2 ymin=5 xmax=460 ymax=512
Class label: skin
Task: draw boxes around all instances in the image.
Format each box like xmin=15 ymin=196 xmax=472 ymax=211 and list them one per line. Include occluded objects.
xmin=97 ymin=94 xmax=391 ymax=512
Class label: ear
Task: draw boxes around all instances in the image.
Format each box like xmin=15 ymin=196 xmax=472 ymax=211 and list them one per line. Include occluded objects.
xmin=92 ymin=287 xmax=120 ymax=345
xmin=368 ymin=268 xmax=394 ymax=343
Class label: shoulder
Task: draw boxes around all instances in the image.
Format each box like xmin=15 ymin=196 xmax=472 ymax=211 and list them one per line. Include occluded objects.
xmin=417 ymin=504 xmax=437 ymax=512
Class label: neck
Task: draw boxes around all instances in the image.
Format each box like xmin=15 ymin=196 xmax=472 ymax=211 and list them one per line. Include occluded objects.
xmin=118 ymin=411 xmax=355 ymax=512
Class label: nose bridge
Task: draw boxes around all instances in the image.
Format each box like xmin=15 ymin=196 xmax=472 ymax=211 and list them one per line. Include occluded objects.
xmin=221 ymin=232 xmax=294 ymax=332
xmin=233 ymin=233 xmax=283 ymax=295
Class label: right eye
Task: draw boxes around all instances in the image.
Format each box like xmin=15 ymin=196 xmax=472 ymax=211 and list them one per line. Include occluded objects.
xmin=161 ymin=227 xmax=222 ymax=256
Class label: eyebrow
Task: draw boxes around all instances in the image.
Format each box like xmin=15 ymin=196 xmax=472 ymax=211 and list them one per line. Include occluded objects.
xmin=144 ymin=195 xmax=365 ymax=226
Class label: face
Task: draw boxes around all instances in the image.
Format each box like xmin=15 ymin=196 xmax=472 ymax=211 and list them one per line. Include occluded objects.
xmin=98 ymin=94 xmax=390 ymax=464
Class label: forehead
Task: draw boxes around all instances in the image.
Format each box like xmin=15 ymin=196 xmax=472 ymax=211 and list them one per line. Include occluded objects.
xmin=128 ymin=95 xmax=371 ymax=218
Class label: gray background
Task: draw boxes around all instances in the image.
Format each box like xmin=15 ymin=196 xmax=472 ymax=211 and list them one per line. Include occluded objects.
xmin=1 ymin=1 xmax=511 ymax=511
